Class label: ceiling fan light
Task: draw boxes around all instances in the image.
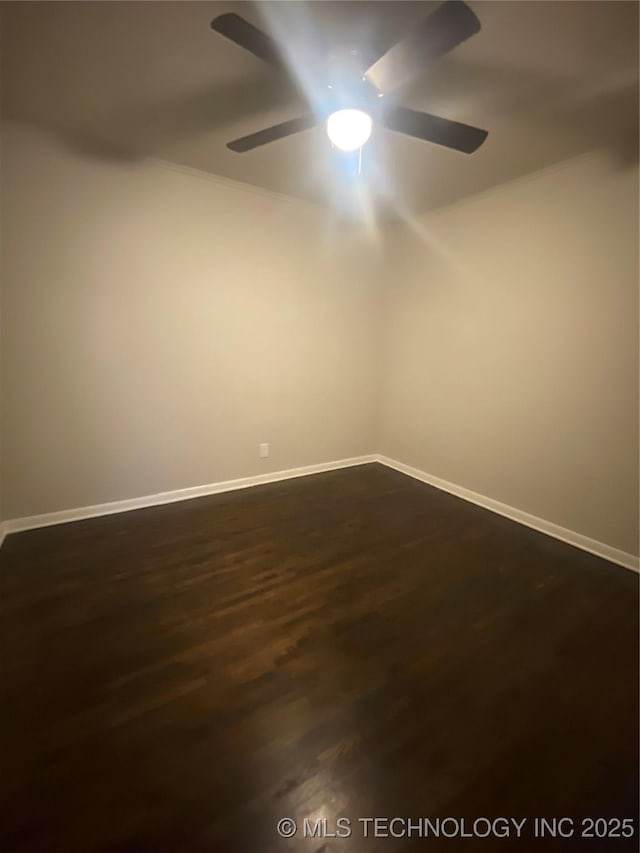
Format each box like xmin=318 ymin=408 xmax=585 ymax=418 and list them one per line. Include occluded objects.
xmin=326 ymin=109 xmax=372 ymax=152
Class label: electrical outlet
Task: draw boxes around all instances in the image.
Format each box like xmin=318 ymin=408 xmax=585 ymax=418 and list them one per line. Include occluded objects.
xmin=259 ymin=443 xmax=269 ymax=459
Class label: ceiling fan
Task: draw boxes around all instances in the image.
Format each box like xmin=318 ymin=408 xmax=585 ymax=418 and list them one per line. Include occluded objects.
xmin=211 ymin=0 xmax=488 ymax=155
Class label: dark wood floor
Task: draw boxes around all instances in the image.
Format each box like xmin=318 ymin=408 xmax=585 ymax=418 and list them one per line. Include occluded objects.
xmin=0 ymin=463 xmax=637 ymax=852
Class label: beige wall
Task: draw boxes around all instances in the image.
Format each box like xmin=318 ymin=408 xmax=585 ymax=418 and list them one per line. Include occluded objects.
xmin=0 ymin=122 xmax=379 ymax=518
xmin=379 ymin=151 xmax=639 ymax=556
xmin=1 ymin=123 xmax=638 ymax=559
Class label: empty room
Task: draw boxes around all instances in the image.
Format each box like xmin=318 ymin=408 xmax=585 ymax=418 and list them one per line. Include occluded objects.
xmin=0 ymin=1 xmax=638 ymax=850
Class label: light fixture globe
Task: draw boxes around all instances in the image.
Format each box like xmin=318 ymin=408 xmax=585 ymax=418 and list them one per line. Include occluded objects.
xmin=326 ymin=109 xmax=372 ymax=151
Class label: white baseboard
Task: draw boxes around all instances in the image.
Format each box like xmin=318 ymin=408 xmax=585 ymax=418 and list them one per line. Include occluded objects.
xmin=3 ymin=453 xmax=637 ymax=574
xmin=0 ymin=455 xmax=376 ymax=542
xmin=375 ymin=455 xmax=639 ymax=573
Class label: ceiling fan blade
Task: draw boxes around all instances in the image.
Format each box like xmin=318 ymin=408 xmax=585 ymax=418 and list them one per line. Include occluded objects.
xmin=227 ymin=114 xmax=317 ymax=153
xmin=211 ymin=13 xmax=284 ymax=70
xmin=364 ymin=0 xmax=481 ymax=95
xmin=383 ymin=107 xmax=487 ymax=153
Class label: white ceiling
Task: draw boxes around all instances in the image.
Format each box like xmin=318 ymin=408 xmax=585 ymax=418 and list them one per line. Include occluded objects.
xmin=1 ymin=1 xmax=637 ymax=222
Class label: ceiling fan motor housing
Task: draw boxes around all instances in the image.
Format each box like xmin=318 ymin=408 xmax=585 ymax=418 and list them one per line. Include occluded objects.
xmin=321 ymin=73 xmax=384 ymax=123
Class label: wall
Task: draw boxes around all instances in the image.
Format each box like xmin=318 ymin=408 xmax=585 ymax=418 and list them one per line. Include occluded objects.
xmin=379 ymin=150 xmax=639 ymax=556
xmin=0 ymin=122 xmax=379 ymax=518
xmin=2 ymin=123 xmax=638 ymax=561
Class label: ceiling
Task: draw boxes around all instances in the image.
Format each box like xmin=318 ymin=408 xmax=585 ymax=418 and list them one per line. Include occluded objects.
xmin=1 ymin=1 xmax=638 ymax=223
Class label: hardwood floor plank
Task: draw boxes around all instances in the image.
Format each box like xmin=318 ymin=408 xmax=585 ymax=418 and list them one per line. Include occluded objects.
xmin=1 ymin=463 xmax=637 ymax=851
